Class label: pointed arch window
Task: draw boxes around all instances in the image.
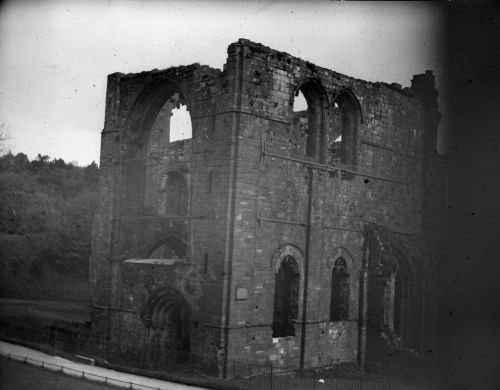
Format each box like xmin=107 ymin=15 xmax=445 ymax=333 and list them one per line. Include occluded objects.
xmin=147 ymin=92 xmax=192 ymax=151
xmin=328 ymin=91 xmax=361 ymax=169
xmin=272 ymin=256 xmax=300 ymax=337
xmin=148 ymin=235 xmax=187 ymax=260
xmin=161 ymin=171 xmax=188 ymax=216
xmin=291 ymin=80 xmax=325 ymax=160
xmin=124 ymin=82 xmax=193 ymax=216
xmin=330 ymin=257 xmax=350 ymax=321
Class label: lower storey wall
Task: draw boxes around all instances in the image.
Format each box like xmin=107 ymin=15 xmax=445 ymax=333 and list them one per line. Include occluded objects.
xmin=225 ymin=320 xmax=358 ymax=368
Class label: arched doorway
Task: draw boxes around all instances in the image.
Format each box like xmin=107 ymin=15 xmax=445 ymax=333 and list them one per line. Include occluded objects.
xmin=141 ymin=287 xmax=191 ymax=368
xmin=363 ymin=226 xmax=423 ymax=367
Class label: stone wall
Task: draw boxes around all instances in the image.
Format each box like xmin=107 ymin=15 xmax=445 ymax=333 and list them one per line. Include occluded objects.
xmin=224 ymin=40 xmax=431 ymax=367
xmin=90 ymin=39 xmax=442 ymax=374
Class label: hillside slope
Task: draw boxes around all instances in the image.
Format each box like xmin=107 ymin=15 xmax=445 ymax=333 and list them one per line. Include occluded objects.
xmin=0 ymin=153 xmax=98 ymax=301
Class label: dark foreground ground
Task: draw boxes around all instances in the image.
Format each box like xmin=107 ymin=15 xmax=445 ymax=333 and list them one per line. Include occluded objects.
xmin=0 ymin=298 xmax=435 ymax=390
xmin=0 ymin=358 xmax=115 ymax=390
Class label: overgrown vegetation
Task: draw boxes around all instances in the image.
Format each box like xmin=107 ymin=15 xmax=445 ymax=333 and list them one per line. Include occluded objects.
xmin=0 ymin=152 xmax=98 ymax=301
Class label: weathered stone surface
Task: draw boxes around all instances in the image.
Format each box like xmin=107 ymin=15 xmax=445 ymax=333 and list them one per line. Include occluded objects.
xmin=90 ymin=39 xmax=443 ymax=374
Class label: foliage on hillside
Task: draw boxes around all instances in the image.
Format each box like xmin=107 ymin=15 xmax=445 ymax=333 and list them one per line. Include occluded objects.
xmin=0 ymin=152 xmax=99 ymax=300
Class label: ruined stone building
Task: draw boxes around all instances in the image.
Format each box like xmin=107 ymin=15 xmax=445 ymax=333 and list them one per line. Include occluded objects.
xmin=90 ymin=39 xmax=443 ymax=374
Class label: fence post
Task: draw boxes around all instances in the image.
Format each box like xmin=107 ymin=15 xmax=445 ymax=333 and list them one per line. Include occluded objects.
xmin=270 ymin=361 xmax=273 ymax=390
xmin=53 ymin=329 xmax=57 ymax=356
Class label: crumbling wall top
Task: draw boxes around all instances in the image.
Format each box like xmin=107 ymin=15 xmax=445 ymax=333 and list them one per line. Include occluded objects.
xmin=230 ymin=38 xmax=420 ymax=99
xmin=108 ymin=63 xmax=222 ymax=81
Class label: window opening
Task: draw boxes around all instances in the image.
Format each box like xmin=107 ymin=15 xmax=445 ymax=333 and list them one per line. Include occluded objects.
xmin=291 ymin=82 xmax=324 ymax=159
xmin=149 ymin=244 xmax=180 ymax=259
xmin=330 ymin=257 xmax=350 ymax=321
xmin=164 ymin=171 xmax=188 ymax=216
xmin=272 ymin=256 xmax=299 ymax=337
xmin=394 ymin=263 xmax=412 ymax=347
xmin=170 ymin=104 xmax=192 ymax=142
xmin=148 ymin=92 xmax=192 ymax=151
xmin=329 ymin=93 xmax=359 ymax=168
xmin=148 ymin=236 xmax=187 ymax=260
xmin=293 ymin=90 xmax=308 ymax=112
xmin=124 ymin=159 xmax=144 ymax=213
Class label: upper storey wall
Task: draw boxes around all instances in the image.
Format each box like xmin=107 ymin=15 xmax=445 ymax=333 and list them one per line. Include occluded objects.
xmin=221 ymin=40 xmax=432 ymax=364
xmin=231 ymin=39 xmax=427 ymax=236
xmin=92 ymin=59 xmax=240 ymax=307
xmin=231 ymin=38 xmax=425 ymax=168
xmin=102 ymin=64 xmax=221 ymax=161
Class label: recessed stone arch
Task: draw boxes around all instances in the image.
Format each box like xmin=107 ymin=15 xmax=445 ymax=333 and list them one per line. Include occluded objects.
xmin=291 ymin=78 xmax=328 ymax=160
xmin=141 ymin=287 xmax=191 ymax=366
xmin=126 ymin=79 xmax=194 ymax=148
xmin=270 ymin=244 xmax=305 ymax=338
xmin=270 ymin=244 xmax=305 ymax=275
xmin=330 ymin=88 xmax=364 ymax=124
xmin=392 ymin=247 xmax=422 ymax=351
xmin=293 ymin=76 xmax=330 ymax=107
xmin=392 ymin=246 xmax=417 ymax=282
xmin=326 ymin=247 xmax=354 ymax=322
xmin=144 ymin=233 xmax=188 ymax=260
xmin=159 ymin=169 xmax=189 ymax=216
xmin=363 ymin=224 xmax=425 ymax=358
xmin=122 ymin=79 xmax=194 ymax=214
xmin=329 ymin=88 xmax=363 ymax=169
xmin=325 ymin=246 xmax=355 ymax=272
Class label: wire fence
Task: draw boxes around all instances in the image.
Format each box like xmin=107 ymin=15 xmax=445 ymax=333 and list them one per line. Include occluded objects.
xmin=0 ymin=321 xmax=434 ymax=390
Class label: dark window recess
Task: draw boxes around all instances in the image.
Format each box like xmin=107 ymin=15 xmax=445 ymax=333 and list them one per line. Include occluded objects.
xmin=328 ymin=92 xmax=360 ymax=169
xmin=148 ymin=236 xmax=187 ymax=259
xmin=164 ymin=171 xmax=188 ymax=216
xmin=330 ymin=257 xmax=350 ymax=321
xmin=292 ymin=81 xmax=325 ymax=160
xmin=143 ymin=288 xmax=191 ymax=366
xmin=124 ymin=159 xmax=144 ymax=213
xmin=394 ymin=261 xmax=413 ymax=348
xmin=272 ymin=256 xmax=300 ymax=337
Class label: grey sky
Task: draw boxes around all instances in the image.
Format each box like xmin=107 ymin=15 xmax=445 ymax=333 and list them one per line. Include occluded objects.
xmin=0 ymin=0 xmax=444 ymax=166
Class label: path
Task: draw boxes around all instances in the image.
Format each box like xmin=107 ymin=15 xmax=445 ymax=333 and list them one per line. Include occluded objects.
xmin=0 ymin=341 xmax=206 ymax=390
